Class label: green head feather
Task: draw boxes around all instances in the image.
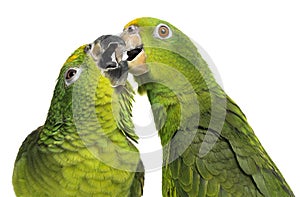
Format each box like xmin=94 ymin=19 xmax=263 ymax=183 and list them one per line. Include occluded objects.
xmin=124 ymin=17 xmax=217 ymax=88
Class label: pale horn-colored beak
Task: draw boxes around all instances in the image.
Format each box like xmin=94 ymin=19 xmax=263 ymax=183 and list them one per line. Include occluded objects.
xmin=121 ymin=26 xmax=148 ymax=76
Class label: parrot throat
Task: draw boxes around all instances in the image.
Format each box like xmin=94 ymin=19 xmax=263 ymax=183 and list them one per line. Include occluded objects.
xmin=135 ymin=49 xmax=222 ymax=146
xmin=140 ymin=81 xmax=208 ymax=146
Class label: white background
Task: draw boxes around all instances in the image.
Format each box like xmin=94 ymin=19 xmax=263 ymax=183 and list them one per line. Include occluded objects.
xmin=1 ymin=0 xmax=299 ymax=196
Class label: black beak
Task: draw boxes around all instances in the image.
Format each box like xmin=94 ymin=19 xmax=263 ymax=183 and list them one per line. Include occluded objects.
xmin=87 ymin=35 xmax=129 ymax=87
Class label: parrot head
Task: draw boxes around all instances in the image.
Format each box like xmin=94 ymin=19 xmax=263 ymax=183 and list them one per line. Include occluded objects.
xmin=120 ymin=17 xmax=216 ymax=97
xmin=58 ymin=34 xmax=128 ymax=92
xmin=46 ymin=35 xmax=131 ymax=131
xmin=121 ymin=17 xmax=210 ymax=76
xmin=41 ymin=34 xmax=140 ymax=156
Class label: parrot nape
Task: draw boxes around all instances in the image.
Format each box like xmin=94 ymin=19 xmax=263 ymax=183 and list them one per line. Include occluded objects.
xmin=12 ymin=35 xmax=144 ymax=197
xmin=120 ymin=17 xmax=294 ymax=196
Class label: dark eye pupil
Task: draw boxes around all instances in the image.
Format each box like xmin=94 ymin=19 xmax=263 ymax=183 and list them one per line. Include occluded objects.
xmin=66 ymin=69 xmax=77 ymax=80
xmin=158 ymin=26 xmax=169 ymax=38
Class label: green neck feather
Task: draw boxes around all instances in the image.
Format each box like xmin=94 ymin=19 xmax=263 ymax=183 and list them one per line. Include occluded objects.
xmin=136 ymin=45 xmax=224 ymax=145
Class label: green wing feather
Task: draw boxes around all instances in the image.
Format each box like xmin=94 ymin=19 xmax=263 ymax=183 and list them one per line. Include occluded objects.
xmin=162 ymin=94 xmax=294 ymax=197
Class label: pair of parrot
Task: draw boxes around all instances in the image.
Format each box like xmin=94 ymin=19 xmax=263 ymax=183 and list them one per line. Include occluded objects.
xmin=13 ymin=17 xmax=294 ymax=196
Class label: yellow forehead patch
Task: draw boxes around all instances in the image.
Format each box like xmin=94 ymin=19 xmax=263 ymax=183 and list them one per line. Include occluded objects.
xmin=124 ymin=18 xmax=139 ymax=29
xmin=66 ymin=45 xmax=86 ymax=63
xmin=67 ymin=54 xmax=79 ymax=63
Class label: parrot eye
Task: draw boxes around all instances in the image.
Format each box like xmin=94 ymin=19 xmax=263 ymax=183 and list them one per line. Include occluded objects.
xmin=64 ymin=67 xmax=82 ymax=86
xmin=154 ymin=24 xmax=172 ymax=40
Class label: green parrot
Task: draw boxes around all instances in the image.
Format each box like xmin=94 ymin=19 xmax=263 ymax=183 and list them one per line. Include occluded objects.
xmin=120 ymin=17 xmax=294 ymax=196
xmin=12 ymin=35 xmax=144 ymax=197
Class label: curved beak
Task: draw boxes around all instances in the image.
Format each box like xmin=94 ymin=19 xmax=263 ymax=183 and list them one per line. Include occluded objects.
xmin=120 ymin=27 xmax=148 ymax=76
xmin=86 ymin=35 xmax=129 ymax=87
